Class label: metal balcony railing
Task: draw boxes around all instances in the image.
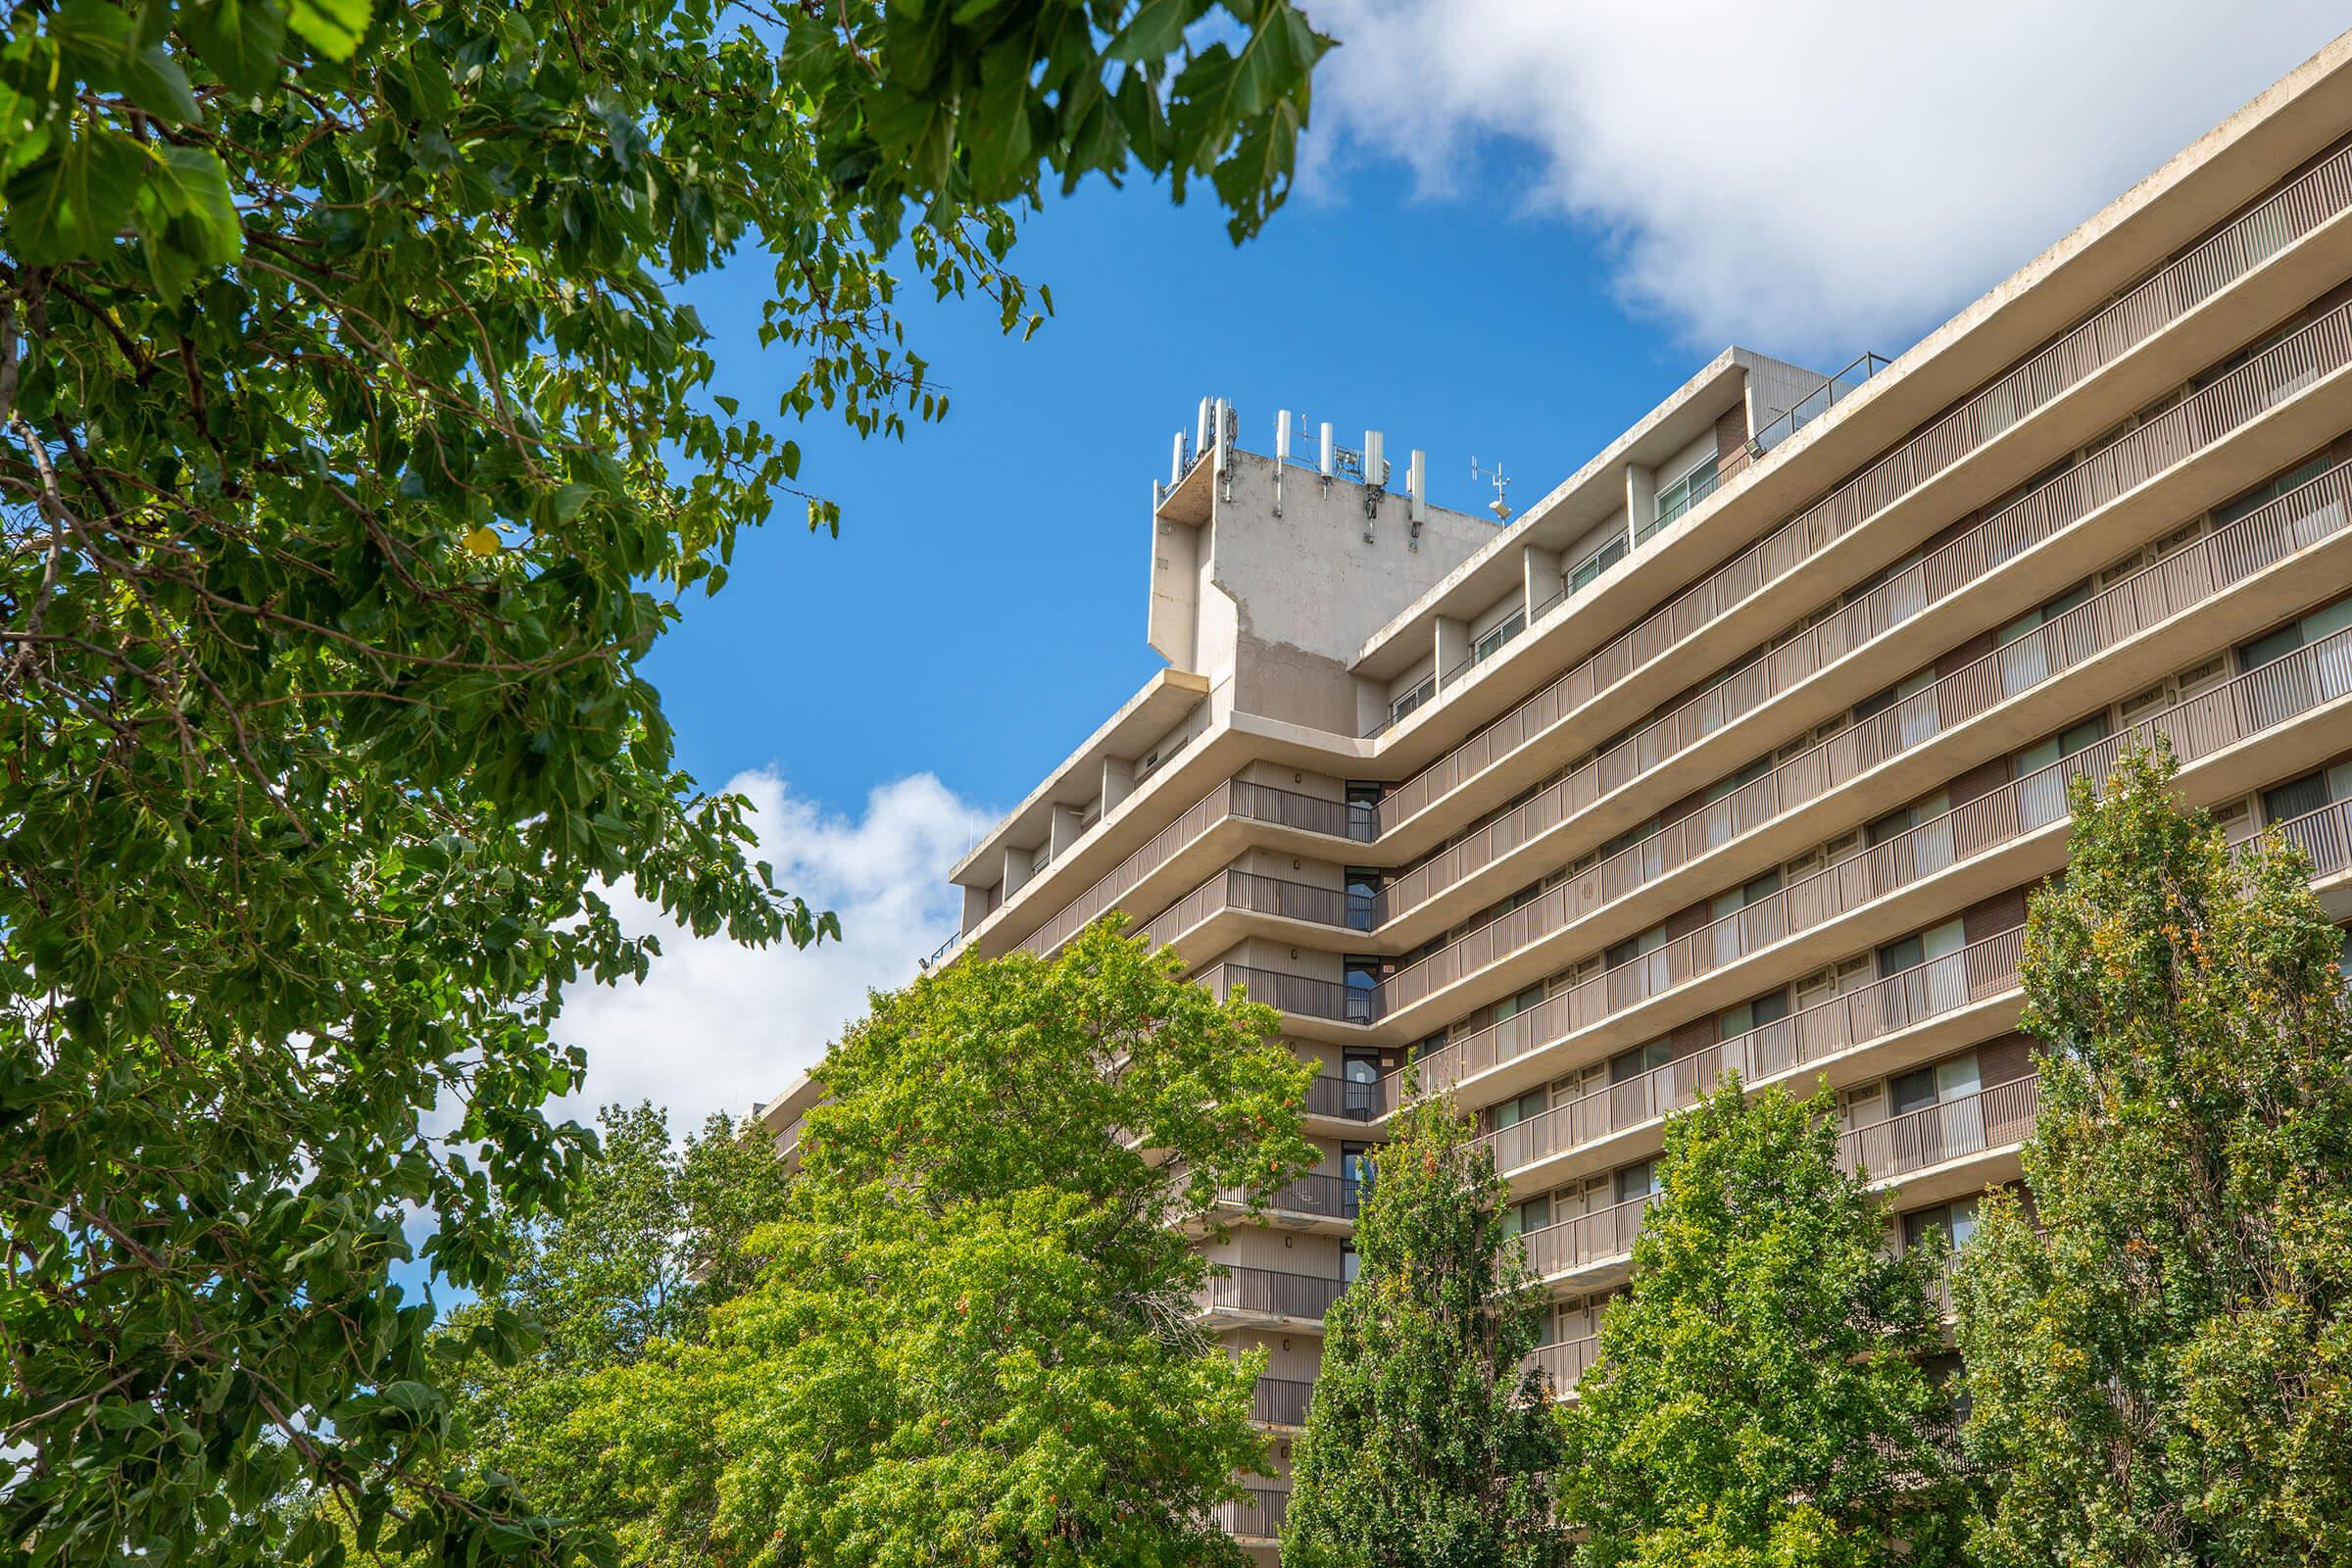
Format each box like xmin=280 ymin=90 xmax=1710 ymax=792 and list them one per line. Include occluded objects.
xmin=1217 ymin=1487 xmax=1291 ymax=1540
xmin=1251 ymin=1376 xmax=1314 ymax=1428
xmin=1369 ymin=140 xmax=2352 ymax=785
xmin=1020 ymin=778 xmax=1370 ymax=959
xmin=1524 ymin=1335 xmax=1601 ymax=1396
xmin=1480 ymin=925 xmax=2027 ymax=1175
xmin=1303 ymin=1070 xmax=1392 ymax=1122
xmin=1220 ymin=1171 xmax=1363 ymax=1222
xmin=1839 ymin=1074 xmax=2041 ymax=1180
xmin=1197 ymin=1264 xmax=1349 ymax=1322
xmin=1377 ymin=331 xmax=2352 ymax=939
xmin=1198 ymin=962 xmax=1373 ymax=1025
xmin=1406 ymin=622 xmax=2352 ymax=1085
xmin=1748 ymin=351 xmax=1894 ymax=459
xmin=1377 ymin=445 xmax=2352 ymax=1017
xmin=1519 ymin=1190 xmax=1662 ymax=1280
xmin=1137 ymin=868 xmax=1376 ymax=952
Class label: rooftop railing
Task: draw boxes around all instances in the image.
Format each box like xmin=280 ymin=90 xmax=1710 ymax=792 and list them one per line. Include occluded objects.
xmin=1403 ymin=620 xmax=2352 ymax=1084
xmin=1369 ymin=140 xmax=2352 ymax=802
xmin=1748 ymin=351 xmax=1894 ymax=460
xmin=1375 ymin=441 xmax=2352 ymax=1018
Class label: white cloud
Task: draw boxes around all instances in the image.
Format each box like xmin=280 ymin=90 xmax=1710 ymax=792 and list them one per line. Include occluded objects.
xmin=1304 ymin=1 xmax=2349 ymax=359
xmin=550 ymin=770 xmax=993 ymax=1131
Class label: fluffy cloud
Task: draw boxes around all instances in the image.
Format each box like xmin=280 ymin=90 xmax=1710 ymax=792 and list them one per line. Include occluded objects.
xmin=1304 ymin=1 xmax=2349 ymax=359
xmin=549 ymin=770 xmax=994 ymax=1130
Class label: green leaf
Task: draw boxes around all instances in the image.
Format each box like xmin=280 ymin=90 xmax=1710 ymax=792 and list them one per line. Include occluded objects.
xmin=184 ymin=0 xmax=291 ymax=96
xmin=4 ymin=125 xmax=146 ymax=265
xmin=285 ymin=0 xmax=369 ymax=59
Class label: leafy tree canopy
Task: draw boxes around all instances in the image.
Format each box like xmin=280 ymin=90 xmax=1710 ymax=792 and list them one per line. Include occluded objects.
xmin=1957 ymin=743 xmax=2352 ymax=1568
xmin=568 ymin=921 xmax=1319 ymax=1568
xmin=1282 ymin=1089 xmax=1568 ymax=1568
xmin=0 ymin=1 xmax=1329 ymax=1561
xmin=1560 ymin=1079 xmax=1966 ymax=1568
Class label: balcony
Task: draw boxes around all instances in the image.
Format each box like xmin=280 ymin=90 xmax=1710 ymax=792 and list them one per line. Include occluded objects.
xmin=1370 ymin=141 xmax=2352 ymax=824
xmin=1250 ymin=1375 xmax=1314 ymax=1428
xmin=1139 ymin=868 xmax=1374 ymax=953
xmin=1198 ymin=1264 xmax=1349 ymax=1326
xmin=1519 ymin=1190 xmax=1661 ymax=1283
xmin=1377 ymin=449 xmax=2352 ymax=1021
xmin=1480 ymin=926 xmax=2027 ymax=1180
xmin=1218 ymin=1171 xmax=1362 ymax=1226
xmin=1217 ymin=1487 xmax=1290 ymax=1542
xmin=1524 ymin=1335 xmax=1602 ymax=1398
xmin=1749 ymin=351 xmax=1895 ymax=459
xmin=1199 ymin=963 xmax=1373 ymax=1026
xmin=1303 ymin=1070 xmax=1391 ymax=1123
xmin=1405 ymin=621 xmax=2352 ymax=1088
xmin=1839 ymin=1074 xmax=2040 ymax=1181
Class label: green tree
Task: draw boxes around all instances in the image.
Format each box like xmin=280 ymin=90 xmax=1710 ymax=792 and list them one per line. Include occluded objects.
xmin=569 ymin=920 xmax=1318 ymax=1567
xmin=442 ymin=1102 xmax=788 ymax=1498
xmin=0 ymin=1 xmax=1330 ymax=1561
xmin=1560 ymin=1079 xmax=1966 ymax=1568
xmin=1956 ymin=742 xmax=2352 ymax=1568
xmin=1281 ymin=1089 xmax=1567 ymax=1568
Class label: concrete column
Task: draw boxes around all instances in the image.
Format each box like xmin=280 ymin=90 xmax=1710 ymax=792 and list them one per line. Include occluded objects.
xmin=1353 ymin=676 xmax=1390 ymax=736
xmin=1101 ymin=757 xmax=1135 ymax=812
xmin=1048 ymin=805 xmax=1085 ymax=858
xmin=1004 ymin=844 xmax=1036 ymax=897
xmin=1433 ymin=616 xmax=1471 ymax=693
xmin=960 ymin=884 xmax=992 ymax=931
xmin=1625 ymin=463 xmax=1658 ymax=545
xmin=1521 ymin=544 xmax=1563 ymax=621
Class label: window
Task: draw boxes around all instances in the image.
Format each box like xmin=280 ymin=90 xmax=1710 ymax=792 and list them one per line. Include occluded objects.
xmin=2237 ymin=591 xmax=2352 ymax=672
xmin=1891 ymin=1051 xmax=1981 ymax=1114
xmin=2263 ymin=760 xmax=2352 ymax=826
xmin=1345 ymin=782 xmax=1384 ymax=841
xmin=1494 ymin=983 xmax=1544 ymax=1023
xmin=1341 ymin=1143 xmax=1373 ymax=1213
xmin=1503 ymin=1193 xmax=1553 ymax=1239
xmin=1719 ymin=988 xmax=1792 ymax=1041
xmin=1473 ymin=609 xmax=1527 ymax=665
xmin=2213 ymin=452 xmax=2331 ymax=526
xmin=1645 ymin=454 xmax=1722 ymax=541
xmin=1568 ymin=530 xmax=1629 ymax=593
xmin=1344 ymin=867 xmax=1383 ymax=931
xmin=1494 ymin=1088 xmax=1547 ymax=1130
xmin=1878 ymin=919 xmax=1965 ymax=980
xmin=1341 ymin=1245 xmax=1360 ymax=1285
xmin=1389 ymin=675 xmax=1435 ymax=726
xmin=1342 ymin=1050 xmax=1385 ymax=1118
xmin=1609 ymin=1038 xmax=1675 ymax=1084
xmin=1614 ymin=1160 xmax=1660 ymax=1204
xmin=1902 ymin=1195 xmax=1981 ymax=1254
xmin=1868 ymin=790 xmax=1951 ymax=846
xmin=1343 ymin=956 xmax=1387 ymax=1024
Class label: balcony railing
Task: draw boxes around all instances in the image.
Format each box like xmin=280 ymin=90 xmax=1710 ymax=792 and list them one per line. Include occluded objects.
xmin=1377 ymin=445 xmax=2352 ymax=1017
xmin=1198 ymin=1264 xmax=1349 ymax=1322
xmin=1020 ymin=778 xmax=1369 ymax=959
xmin=1406 ymin=621 xmax=2352 ymax=1086
xmin=1839 ymin=1074 xmax=2040 ymax=1180
xmin=1251 ymin=1376 xmax=1314 ymax=1427
xmin=1221 ymin=1171 xmax=1362 ymax=1222
xmin=1524 ymin=1335 xmax=1601 ymax=1396
xmin=1138 ymin=868 xmax=1375 ymax=952
xmin=1199 ymin=963 xmax=1373 ymax=1025
xmin=1370 ymin=141 xmax=2352 ymax=817
xmin=1217 ymin=1487 xmax=1290 ymax=1540
xmin=1749 ymin=351 xmax=1894 ymax=459
xmin=1480 ymin=925 xmax=2026 ymax=1176
xmin=1303 ymin=1070 xmax=1391 ymax=1122
xmin=1519 ymin=1190 xmax=1661 ymax=1280
xmin=1376 ymin=332 xmax=2352 ymax=940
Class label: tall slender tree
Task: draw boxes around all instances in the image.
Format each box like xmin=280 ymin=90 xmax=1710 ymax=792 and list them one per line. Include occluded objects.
xmin=1957 ymin=742 xmax=2352 ymax=1567
xmin=1559 ymin=1079 xmax=1966 ymax=1568
xmin=1281 ymin=1089 xmax=1568 ymax=1568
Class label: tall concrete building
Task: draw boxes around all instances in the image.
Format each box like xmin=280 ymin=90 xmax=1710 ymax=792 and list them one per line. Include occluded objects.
xmin=764 ymin=32 xmax=2352 ymax=1557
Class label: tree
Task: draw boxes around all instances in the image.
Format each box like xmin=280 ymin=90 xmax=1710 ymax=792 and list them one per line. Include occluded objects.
xmin=567 ymin=921 xmax=1318 ymax=1568
xmin=440 ymin=1103 xmax=789 ymax=1501
xmin=1955 ymin=742 xmax=2352 ymax=1568
xmin=1559 ymin=1079 xmax=1966 ymax=1568
xmin=0 ymin=1 xmax=1330 ymax=1560
xmin=1281 ymin=1089 xmax=1568 ymax=1568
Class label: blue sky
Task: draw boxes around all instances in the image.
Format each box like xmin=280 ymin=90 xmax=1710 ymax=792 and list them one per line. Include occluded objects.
xmin=546 ymin=4 xmax=2352 ymax=1130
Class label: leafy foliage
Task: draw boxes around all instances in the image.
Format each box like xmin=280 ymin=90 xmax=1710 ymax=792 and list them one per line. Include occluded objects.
xmin=1560 ymin=1079 xmax=1967 ymax=1568
xmin=0 ymin=0 xmax=1330 ymax=1559
xmin=1957 ymin=742 xmax=2352 ymax=1567
xmin=1282 ymin=1089 xmax=1568 ymax=1568
xmin=568 ymin=921 xmax=1319 ymax=1568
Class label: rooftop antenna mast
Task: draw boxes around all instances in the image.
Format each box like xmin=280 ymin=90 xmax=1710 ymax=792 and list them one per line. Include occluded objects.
xmin=1472 ymin=456 xmax=1514 ymax=523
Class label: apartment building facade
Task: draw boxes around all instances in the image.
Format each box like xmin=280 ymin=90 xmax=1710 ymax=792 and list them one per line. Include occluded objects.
xmin=761 ymin=32 xmax=2352 ymax=1558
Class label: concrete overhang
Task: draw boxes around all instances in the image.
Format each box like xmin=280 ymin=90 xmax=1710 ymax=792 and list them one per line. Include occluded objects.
xmin=948 ymin=667 xmax=1213 ymax=887
xmin=753 ymin=1070 xmax=826 ymax=1136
